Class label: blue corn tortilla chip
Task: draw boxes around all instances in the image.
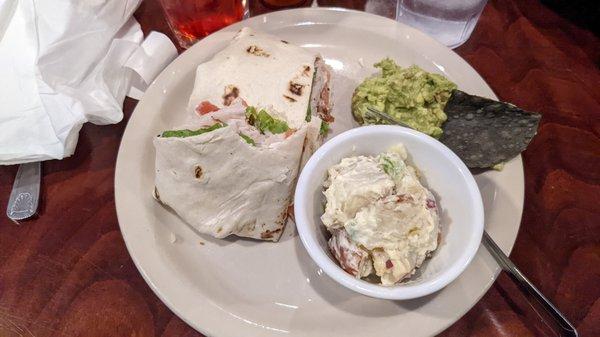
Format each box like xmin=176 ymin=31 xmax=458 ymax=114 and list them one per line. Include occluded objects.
xmin=440 ymin=90 xmax=541 ymax=168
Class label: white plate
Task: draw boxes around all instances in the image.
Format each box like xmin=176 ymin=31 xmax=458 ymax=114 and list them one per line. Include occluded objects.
xmin=115 ymin=8 xmax=523 ymax=337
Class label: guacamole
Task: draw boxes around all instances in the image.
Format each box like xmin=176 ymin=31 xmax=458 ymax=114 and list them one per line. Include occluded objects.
xmin=352 ymin=58 xmax=456 ymax=138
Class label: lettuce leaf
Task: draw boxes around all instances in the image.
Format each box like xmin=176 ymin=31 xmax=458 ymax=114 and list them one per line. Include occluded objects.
xmin=319 ymin=121 xmax=329 ymax=135
xmin=239 ymin=133 xmax=256 ymax=145
xmin=245 ymin=107 xmax=290 ymax=134
xmin=160 ymin=123 xmax=225 ymax=138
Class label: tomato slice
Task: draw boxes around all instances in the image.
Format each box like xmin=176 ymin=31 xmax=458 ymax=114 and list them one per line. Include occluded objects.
xmin=196 ymin=101 xmax=219 ymax=115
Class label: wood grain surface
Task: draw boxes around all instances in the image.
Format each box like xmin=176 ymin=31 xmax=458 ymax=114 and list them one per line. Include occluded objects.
xmin=1 ymin=0 xmax=598 ymax=336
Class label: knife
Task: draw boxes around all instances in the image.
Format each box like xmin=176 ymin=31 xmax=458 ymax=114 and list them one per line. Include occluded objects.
xmin=6 ymin=162 xmax=41 ymax=222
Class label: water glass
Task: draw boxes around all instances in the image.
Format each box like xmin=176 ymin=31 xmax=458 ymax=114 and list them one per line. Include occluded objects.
xmin=396 ymin=0 xmax=488 ymax=48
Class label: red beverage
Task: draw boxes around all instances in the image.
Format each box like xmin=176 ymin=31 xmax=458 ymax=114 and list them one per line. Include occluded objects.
xmin=159 ymin=0 xmax=246 ymax=48
xmin=260 ymin=0 xmax=310 ymax=8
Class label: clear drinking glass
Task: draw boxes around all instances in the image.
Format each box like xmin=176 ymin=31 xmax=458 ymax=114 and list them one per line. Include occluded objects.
xmin=396 ymin=0 xmax=488 ymax=48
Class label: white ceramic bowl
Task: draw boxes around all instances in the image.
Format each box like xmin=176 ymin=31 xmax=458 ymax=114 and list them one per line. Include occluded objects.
xmin=295 ymin=125 xmax=484 ymax=300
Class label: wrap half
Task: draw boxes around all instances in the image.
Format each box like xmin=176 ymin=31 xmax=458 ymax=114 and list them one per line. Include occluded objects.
xmin=188 ymin=27 xmax=333 ymax=167
xmin=188 ymin=27 xmax=332 ymax=129
xmin=154 ymin=101 xmax=306 ymax=241
xmin=154 ymin=28 xmax=333 ymax=242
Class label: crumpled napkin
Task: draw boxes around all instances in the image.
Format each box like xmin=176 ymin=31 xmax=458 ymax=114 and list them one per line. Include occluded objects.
xmin=0 ymin=0 xmax=177 ymax=165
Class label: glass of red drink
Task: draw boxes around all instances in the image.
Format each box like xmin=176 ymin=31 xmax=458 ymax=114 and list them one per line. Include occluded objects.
xmin=159 ymin=0 xmax=247 ymax=49
xmin=260 ymin=0 xmax=310 ymax=8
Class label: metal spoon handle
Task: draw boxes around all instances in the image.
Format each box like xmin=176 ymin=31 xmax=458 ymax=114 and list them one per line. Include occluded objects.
xmin=365 ymin=105 xmax=577 ymax=335
xmin=482 ymin=231 xmax=578 ymax=337
xmin=365 ymin=106 xmax=413 ymax=128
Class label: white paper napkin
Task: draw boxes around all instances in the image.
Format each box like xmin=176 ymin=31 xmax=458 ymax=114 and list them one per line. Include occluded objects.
xmin=0 ymin=0 xmax=177 ymax=165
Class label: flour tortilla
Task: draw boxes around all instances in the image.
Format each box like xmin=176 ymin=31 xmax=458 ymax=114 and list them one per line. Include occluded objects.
xmin=154 ymin=124 xmax=307 ymax=241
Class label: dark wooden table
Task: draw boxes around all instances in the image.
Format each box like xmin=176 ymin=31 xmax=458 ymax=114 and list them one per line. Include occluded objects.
xmin=1 ymin=0 xmax=598 ymax=336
